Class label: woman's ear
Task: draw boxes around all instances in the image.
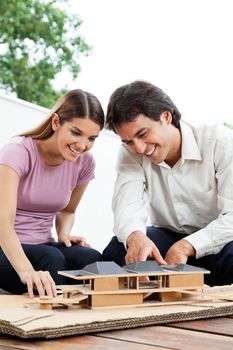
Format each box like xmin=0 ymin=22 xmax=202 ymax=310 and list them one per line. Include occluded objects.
xmin=51 ymin=113 xmax=60 ymax=131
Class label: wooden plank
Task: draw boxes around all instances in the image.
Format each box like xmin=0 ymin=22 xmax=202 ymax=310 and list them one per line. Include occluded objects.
xmin=168 ymin=274 xmax=204 ymax=288
xmin=168 ymin=317 xmax=233 ymax=336
xmin=172 ymin=288 xmax=233 ymax=301
xmin=96 ymin=325 xmax=233 ymax=349
xmin=159 ymin=291 xmax=182 ymax=302
xmin=55 ymin=335 xmax=168 ymax=349
xmin=58 ymin=270 xmax=208 ymax=280
xmin=71 ymin=284 xmax=204 ymax=295
xmin=0 ymin=334 xmax=167 ymax=350
xmin=0 ymin=346 xmax=20 ymax=350
xmin=91 ymin=277 xmax=119 ymax=291
xmin=130 ymin=276 xmax=139 ymax=289
xmin=90 ymin=292 xmax=143 ymax=307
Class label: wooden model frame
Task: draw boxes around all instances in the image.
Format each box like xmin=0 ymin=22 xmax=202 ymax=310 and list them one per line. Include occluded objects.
xmin=60 ymin=268 xmax=207 ymax=306
xmin=34 ymin=262 xmax=217 ymax=309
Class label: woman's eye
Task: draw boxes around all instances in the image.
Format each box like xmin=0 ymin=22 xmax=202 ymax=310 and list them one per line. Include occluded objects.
xmin=71 ymin=130 xmax=81 ymax=136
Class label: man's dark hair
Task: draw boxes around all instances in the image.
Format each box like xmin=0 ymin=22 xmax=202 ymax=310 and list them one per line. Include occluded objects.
xmin=106 ymin=80 xmax=181 ymax=132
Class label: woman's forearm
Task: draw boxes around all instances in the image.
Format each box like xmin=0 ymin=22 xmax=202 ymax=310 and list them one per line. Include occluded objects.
xmin=0 ymin=223 xmax=34 ymax=275
xmin=55 ymin=211 xmax=75 ymax=237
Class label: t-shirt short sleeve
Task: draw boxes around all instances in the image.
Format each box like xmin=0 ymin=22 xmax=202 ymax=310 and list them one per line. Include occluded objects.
xmin=76 ymin=152 xmax=96 ymax=186
xmin=0 ymin=138 xmax=29 ymax=177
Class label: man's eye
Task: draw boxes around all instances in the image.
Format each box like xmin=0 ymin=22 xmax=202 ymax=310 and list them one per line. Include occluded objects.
xmin=138 ymin=132 xmax=147 ymax=138
xmin=125 ymin=141 xmax=133 ymax=146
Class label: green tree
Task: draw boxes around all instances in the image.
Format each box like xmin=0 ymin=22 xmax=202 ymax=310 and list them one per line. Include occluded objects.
xmin=0 ymin=0 xmax=91 ymax=107
xmin=224 ymin=122 xmax=233 ymax=129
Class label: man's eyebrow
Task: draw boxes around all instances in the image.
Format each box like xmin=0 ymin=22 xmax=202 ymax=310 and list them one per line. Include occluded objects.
xmin=121 ymin=128 xmax=148 ymax=143
xmin=134 ymin=127 xmax=148 ymax=137
xmin=121 ymin=139 xmax=130 ymax=144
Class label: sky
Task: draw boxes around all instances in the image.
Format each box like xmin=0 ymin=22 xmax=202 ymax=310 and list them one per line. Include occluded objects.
xmin=58 ymin=0 xmax=233 ymax=126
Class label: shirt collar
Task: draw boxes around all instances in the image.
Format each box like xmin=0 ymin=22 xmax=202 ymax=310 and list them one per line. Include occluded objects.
xmin=158 ymin=120 xmax=202 ymax=169
xmin=180 ymin=121 xmax=202 ymax=163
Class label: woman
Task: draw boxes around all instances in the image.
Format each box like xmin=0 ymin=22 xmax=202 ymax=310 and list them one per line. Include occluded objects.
xmin=0 ymin=89 xmax=104 ymax=298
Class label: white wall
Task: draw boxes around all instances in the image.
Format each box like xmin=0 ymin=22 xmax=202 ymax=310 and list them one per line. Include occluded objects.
xmin=0 ymin=93 xmax=120 ymax=252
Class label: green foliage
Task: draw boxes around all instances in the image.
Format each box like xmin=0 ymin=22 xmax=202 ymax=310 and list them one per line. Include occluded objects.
xmin=224 ymin=122 xmax=233 ymax=129
xmin=0 ymin=0 xmax=91 ymax=107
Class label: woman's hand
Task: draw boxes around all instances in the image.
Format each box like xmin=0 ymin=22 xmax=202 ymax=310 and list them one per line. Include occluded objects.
xmin=58 ymin=234 xmax=91 ymax=248
xmin=19 ymin=269 xmax=57 ymax=299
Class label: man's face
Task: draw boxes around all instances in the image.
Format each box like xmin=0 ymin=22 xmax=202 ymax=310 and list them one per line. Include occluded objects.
xmin=116 ymin=112 xmax=180 ymax=166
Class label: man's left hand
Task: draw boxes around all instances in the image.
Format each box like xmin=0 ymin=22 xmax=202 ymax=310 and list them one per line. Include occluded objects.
xmin=164 ymin=239 xmax=196 ymax=265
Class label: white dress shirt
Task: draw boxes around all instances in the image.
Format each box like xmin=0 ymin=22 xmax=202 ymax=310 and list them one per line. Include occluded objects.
xmin=112 ymin=121 xmax=233 ymax=258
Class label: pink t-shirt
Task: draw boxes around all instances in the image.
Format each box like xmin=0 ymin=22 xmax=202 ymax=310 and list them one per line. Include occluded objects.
xmin=0 ymin=137 xmax=95 ymax=244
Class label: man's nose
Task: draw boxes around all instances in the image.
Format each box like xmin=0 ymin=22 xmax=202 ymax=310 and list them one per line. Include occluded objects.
xmin=132 ymin=139 xmax=146 ymax=154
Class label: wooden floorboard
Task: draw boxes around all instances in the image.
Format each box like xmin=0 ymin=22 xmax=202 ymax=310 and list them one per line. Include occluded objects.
xmin=0 ymin=346 xmax=20 ymax=350
xmin=0 ymin=334 xmax=165 ymax=350
xmin=97 ymin=324 xmax=233 ymax=349
xmin=167 ymin=316 xmax=233 ymax=336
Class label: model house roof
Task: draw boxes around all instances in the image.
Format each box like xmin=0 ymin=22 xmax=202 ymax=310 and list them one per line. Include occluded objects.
xmin=64 ymin=261 xmax=129 ymax=276
xmin=164 ymin=263 xmax=209 ymax=272
xmin=124 ymin=261 xmax=165 ymax=273
xmin=60 ymin=261 xmax=208 ymax=278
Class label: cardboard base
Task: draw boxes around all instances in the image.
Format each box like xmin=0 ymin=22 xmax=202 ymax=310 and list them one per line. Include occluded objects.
xmin=1 ymin=285 xmax=233 ymax=339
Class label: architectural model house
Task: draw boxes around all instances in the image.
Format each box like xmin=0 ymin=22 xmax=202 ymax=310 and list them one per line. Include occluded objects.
xmin=35 ymin=261 xmax=210 ymax=309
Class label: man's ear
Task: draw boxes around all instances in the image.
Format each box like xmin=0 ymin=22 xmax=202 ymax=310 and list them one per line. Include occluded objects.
xmin=160 ymin=111 xmax=172 ymax=125
xmin=51 ymin=113 xmax=60 ymax=131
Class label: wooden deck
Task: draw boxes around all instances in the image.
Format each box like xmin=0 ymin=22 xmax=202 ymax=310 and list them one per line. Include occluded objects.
xmin=0 ymin=316 xmax=233 ymax=349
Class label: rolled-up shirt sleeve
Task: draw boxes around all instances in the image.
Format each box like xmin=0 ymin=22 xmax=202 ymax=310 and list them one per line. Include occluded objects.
xmin=112 ymin=146 xmax=150 ymax=247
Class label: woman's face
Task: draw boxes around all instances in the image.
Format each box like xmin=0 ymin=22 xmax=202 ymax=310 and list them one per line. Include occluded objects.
xmin=52 ymin=115 xmax=101 ymax=162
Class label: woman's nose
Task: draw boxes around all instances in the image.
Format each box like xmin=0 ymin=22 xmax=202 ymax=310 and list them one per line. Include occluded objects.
xmin=76 ymin=138 xmax=87 ymax=151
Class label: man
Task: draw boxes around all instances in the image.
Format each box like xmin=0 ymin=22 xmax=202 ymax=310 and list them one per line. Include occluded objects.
xmin=103 ymin=80 xmax=233 ymax=286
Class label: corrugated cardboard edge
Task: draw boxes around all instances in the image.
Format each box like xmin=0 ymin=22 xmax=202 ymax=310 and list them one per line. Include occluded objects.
xmin=1 ymin=304 xmax=233 ymax=339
